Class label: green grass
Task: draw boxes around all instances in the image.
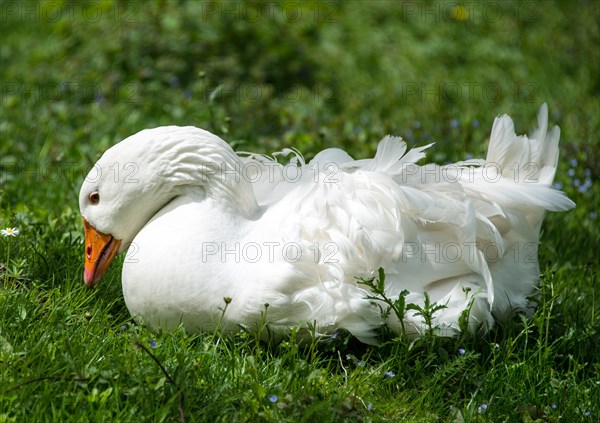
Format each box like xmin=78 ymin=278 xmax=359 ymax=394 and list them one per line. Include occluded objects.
xmin=1 ymin=0 xmax=599 ymax=421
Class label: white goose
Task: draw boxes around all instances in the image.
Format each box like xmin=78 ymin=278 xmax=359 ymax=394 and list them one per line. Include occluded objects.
xmin=79 ymin=104 xmax=574 ymax=343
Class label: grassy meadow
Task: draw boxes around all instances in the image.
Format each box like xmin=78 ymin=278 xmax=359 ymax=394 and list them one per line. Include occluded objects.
xmin=1 ymin=0 xmax=599 ymax=421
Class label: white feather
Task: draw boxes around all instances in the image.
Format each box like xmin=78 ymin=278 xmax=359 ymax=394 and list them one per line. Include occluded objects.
xmin=79 ymin=104 xmax=575 ymax=343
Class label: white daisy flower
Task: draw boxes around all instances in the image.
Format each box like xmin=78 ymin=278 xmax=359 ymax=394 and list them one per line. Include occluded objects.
xmin=1 ymin=228 xmax=20 ymax=237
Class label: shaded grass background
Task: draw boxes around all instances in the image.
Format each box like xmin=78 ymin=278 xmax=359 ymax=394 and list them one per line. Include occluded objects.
xmin=0 ymin=0 xmax=598 ymax=421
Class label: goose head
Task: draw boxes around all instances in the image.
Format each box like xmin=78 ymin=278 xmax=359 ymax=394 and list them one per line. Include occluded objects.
xmin=79 ymin=126 xmax=258 ymax=287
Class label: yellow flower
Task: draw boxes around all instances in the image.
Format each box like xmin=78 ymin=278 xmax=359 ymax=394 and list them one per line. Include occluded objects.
xmin=452 ymin=5 xmax=468 ymax=21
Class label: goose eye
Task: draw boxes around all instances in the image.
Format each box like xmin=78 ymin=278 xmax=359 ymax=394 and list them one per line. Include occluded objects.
xmin=88 ymin=192 xmax=100 ymax=205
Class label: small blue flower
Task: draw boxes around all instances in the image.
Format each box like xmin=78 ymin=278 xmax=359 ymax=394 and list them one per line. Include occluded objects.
xmin=584 ymin=168 xmax=591 ymax=177
xmin=553 ymin=182 xmax=563 ymax=190
xmin=149 ymin=339 xmax=157 ymax=348
xmin=574 ymin=178 xmax=581 ymax=187
xmin=458 ymin=348 xmax=466 ymax=355
xmin=568 ymin=168 xmax=575 ymax=177
xmin=413 ymin=121 xmax=421 ymax=129
xmin=478 ymin=403 xmax=488 ymax=414
xmin=465 ymin=153 xmax=473 ymax=160
xmin=570 ymin=158 xmax=578 ymax=167
xmin=472 ymin=119 xmax=480 ymax=128
xmin=585 ymin=410 xmax=591 ymax=416
xmin=551 ymin=403 xmax=557 ymax=409
xmin=450 ymin=118 xmax=460 ymax=128
xmin=269 ymin=395 xmax=278 ymax=403
xmin=121 ymin=325 xmax=128 ymax=331
xmin=577 ymin=178 xmax=593 ymax=193
xmin=384 ymin=371 xmax=395 ymax=378
xmin=367 ymin=403 xmax=373 ymax=410
xmin=95 ymin=92 xmax=105 ymax=105
xmin=590 ymin=211 xmax=597 ymax=220
xmin=357 ymin=360 xmax=366 ymax=367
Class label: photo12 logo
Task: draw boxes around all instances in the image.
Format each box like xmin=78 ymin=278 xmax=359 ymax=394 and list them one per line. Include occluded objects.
xmin=401 ymin=241 xmax=538 ymax=264
xmin=124 ymin=241 xmax=340 ymax=264
xmin=1 ymin=1 xmax=139 ymax=23
xmin=1 ymin=82 xmax=139 ymax=105
xmin=199 ymin=2 xmax=338 ymax=24
xmin=200 ymin=241 xmax=340 ymax=264
xmin=400 ymin=81 xmax=539 ymax=104
xmin=399 ymin=1 xmax=539 ymax=24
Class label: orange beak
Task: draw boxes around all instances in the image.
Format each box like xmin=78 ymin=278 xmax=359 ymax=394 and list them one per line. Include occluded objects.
xmin=83 ymin=217 xmax=121 ymax=287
